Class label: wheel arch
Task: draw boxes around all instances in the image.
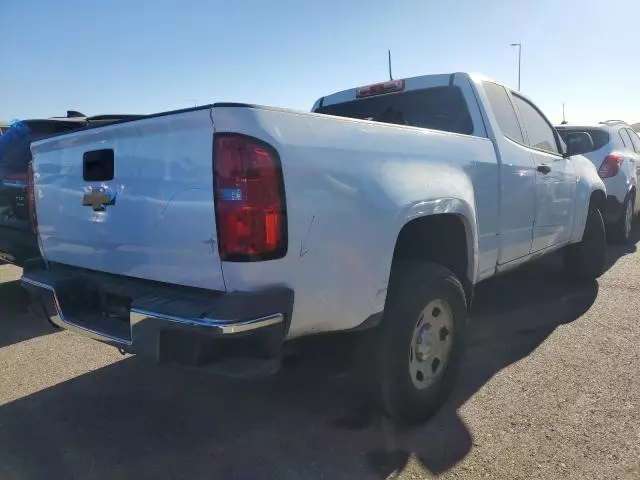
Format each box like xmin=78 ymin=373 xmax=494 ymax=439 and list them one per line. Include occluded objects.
xmin=590 ymin=188 xmax=606 ymax=213
xmin=570 ymin=184 xmax=606 ymax=244
xmin=390 ymin=212 xmax=475 ymax=306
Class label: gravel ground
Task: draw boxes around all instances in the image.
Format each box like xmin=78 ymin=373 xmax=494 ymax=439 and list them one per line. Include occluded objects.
xmin=0 ymin=233 xmax=639 ymax=480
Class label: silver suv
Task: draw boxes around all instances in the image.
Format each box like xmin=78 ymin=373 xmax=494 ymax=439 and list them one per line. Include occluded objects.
xmin=556 ymin=120 xmax=640 ymax=243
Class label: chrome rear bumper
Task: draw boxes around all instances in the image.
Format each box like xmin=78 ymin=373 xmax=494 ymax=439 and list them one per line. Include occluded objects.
xmin=22 ymin=268 xmax=293 ymax=376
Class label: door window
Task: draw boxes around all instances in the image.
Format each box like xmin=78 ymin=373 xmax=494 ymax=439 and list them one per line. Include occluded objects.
xmin=512 ymin=95 xmax=560 ymax=154
xmin=482 ymin=82 xmax=524 ymax=143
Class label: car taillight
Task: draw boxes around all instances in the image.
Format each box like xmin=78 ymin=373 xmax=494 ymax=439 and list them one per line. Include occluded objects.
xmin=213 ymin=134 xmax=287 ymax=261
xmin=27 ymin=161 xmax=37 ymax=233
xmin=2 ymin=172 xmax=27 ymax=188
xmin=598 ymin=153 xmax=621 ymax=178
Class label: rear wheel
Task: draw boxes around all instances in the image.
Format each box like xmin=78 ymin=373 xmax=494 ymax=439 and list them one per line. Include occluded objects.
xmin=608 ymin=194 xmax=634 ymax=244
xmin=563 ymin=203 xmax=606 ymax=279
xmin=353 ymin=261 xmax=468 ymax=424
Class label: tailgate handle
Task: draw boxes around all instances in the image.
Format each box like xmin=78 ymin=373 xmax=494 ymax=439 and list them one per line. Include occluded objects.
xmin=537 ymin=164 xmax=551 ymax=174
xmin=83 ymin=149 xmax=114 ymax=182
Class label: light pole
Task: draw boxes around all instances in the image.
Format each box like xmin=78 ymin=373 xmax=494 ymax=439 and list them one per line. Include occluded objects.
xmin=510 ymin=43 xmax=522 ymax=91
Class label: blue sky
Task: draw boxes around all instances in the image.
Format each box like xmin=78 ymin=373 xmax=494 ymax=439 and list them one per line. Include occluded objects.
xmin=2 ymin=0 xmax=639 ymax=124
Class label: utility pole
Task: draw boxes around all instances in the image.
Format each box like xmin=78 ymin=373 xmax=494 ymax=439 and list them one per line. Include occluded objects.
xmin=388 ymin=49 xmax=393 ymax=80
xmin=510 ymin=43 xmax=522 ymax=90
xmin=561 ymin=103 xmax=568 ymax=124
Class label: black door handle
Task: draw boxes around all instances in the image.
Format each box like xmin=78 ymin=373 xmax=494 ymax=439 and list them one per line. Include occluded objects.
xmin=537 ymin=164 xmax=551 ymax=174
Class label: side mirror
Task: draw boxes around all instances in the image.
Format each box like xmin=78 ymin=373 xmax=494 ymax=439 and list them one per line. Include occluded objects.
xmin=564 ymin=131 xmax=594 ymax=158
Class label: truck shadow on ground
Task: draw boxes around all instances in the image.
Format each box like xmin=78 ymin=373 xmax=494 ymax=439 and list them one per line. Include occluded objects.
xmin=351 ymin=255 xmax=600 ymax=477
xmin=0 ymin=279 xmax=57 ymax=348
xmin=2 ymin=230 xmax=638 ymax=478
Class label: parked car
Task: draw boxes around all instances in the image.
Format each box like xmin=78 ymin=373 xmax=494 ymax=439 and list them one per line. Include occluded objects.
xmin=22 ymin=73 xmax=606 ymax=424
xmin=556 ymin=120 xmax=640 ymax=243
xmin=0 ymin=122 xmax=9 ymax=135
xmin=0 ymin=112 xmax=142 ymax=265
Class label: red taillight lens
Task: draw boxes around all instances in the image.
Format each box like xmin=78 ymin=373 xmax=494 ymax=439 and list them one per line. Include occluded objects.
xmin=27 ymin=161 xmax=37 ymax=233
xmin=598 ymin=153 xmax=621 ymax=178
xmin=4 ymin=172 xmax=28 ymax=182
xmin=213 ymin=134 xmax=286 ymax=261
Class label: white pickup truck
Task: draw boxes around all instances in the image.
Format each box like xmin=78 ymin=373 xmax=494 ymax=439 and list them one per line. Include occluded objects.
xmin=23 ymin=72 xmax=606 ymax=424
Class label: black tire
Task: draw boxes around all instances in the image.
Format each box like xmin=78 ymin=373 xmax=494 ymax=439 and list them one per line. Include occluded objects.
xmin=353 ymin=261 xmax=468 ymax=425
xmin=608 ymin=194 xmax=634 ymax=244
xmin=563 ymin=203 xmax=606 ymax=279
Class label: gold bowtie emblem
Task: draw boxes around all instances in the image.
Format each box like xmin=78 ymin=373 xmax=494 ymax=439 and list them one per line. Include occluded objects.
xmin=82 ymin=189 xmax=116 ymax=211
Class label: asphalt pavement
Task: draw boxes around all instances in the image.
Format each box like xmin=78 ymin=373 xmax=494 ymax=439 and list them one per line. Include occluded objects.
xmin=0 ymin=231 xmax=639 ymax=480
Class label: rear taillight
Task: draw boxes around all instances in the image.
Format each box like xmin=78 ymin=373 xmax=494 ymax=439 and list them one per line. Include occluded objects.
xmin=27 ymin=161 xmax=37 ymax=233
xmin=598 ymin=153 xmax=622 ymax=178
xmin=213 ymin=134 xmax=287 ymax=261
xmin=3 ymin=172 xmax=27 ymax=184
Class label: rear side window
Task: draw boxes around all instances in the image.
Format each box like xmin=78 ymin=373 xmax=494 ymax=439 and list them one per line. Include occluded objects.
xmin=482 ymin=81 xmax=524 ymax=143
xmin=512 ymin=95 xmax=559 ymax=154
xmin=625 ymin=129 xmax=640 ymax=152
xmin=556 ymin=128 xmax=610 ymax=154
xmin=315 ymin=86 xmax=474 ymax=136
xmin=619 ymin=128 xmax=632 ymax=149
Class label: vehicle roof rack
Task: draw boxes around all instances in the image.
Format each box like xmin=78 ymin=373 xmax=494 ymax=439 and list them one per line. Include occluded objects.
xmin=599 ymin=119 xmax=628 ymax=126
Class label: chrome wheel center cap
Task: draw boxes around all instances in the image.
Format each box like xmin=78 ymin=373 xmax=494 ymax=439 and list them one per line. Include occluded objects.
xmin=415 ymin=324 xmax=432 ymax=361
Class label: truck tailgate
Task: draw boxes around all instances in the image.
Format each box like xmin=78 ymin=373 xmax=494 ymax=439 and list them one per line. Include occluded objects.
xmin=30 ymin=108 xmax=226 ymax=291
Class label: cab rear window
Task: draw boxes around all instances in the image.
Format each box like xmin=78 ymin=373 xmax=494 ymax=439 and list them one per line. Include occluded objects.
xmin=316 ymin=86 xmax=474 ymax=136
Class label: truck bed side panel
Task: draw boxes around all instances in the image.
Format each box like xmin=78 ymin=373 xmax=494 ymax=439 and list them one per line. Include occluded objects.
xmin=212 ymin=106 xmax=498 ymax=338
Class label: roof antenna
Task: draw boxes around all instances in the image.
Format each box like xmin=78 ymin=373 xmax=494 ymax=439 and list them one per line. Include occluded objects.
xmin=388 ymin=49 xmax=393 ymax=80
xmin=561 ymin=103 xmax=568 ymax=125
